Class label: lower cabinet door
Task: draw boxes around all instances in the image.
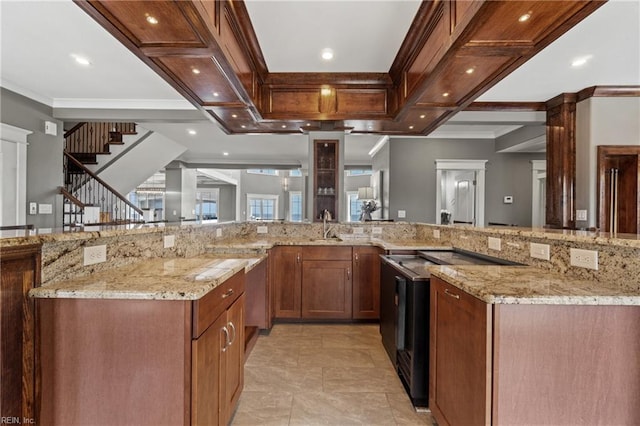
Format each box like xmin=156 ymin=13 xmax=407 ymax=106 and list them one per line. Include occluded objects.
xmin=221 ymin=295 xmax=245 ymax=425
xmin=301 ymin=260 xmax=352 ymax=319
xmin=191 ymin=314 xmax=226 ymax=426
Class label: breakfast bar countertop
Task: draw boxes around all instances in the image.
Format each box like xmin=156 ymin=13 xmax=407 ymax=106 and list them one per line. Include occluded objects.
xmin=29 ymin=254 xmax=266 ymax=301
xmin=429 ymin=265 xmax=640 ymax=306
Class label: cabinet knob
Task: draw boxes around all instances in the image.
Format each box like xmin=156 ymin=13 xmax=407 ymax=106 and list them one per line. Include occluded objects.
xmin=354 ymin=253 xmax=359 ymax=262
xmin=347 ymin=268 xmax=351 ymax=280
xmin=297 ymin=253 xmax=301 ymax=263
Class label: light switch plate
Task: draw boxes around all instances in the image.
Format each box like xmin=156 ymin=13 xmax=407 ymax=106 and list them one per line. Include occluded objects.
xmin=488 ymin=237 xmax=501 ymax=251
xmin=433 ymin=229 xmax=441 ymax=239
xmin=84 ymin=245 xmax=106 ymax=266
xmin=216 ymin=228 xmax=222 ymax=238
xmin=164 ymin=235 xmax=175 ymax=248
xmin=372 ymin=227 xmax=382 ymax=235
xmin=398 ymin=210 xmax=406 ymax=218
xmin=257 ymin=226 xmax=268 ymax=234
xmin=570 ymin=248 xmax=598 ymax=270
xmin=530 ymin=243 xmax=550 ymax=260
xmin=38 ymin=203 xmax=52 ymax=214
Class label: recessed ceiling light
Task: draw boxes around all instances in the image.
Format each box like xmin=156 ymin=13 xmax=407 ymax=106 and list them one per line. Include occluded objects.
xmin=442 ymin=92 xmax=450 ymax=97
xmin=71 ymin=54 xmax=91 ymax=66
xmin=241 ymin=125 xmax=246 ymax=129
xmin=146 ymin=15 xmax=159 ymax=25
xmin=571 ymin=55 xmax=592 ymax=67
xmin=187 ymin=129 xmax=196 ymax=135
xmin=321 ymin=48 xmax=334 ymax=60
xmin=213 ymin=92 xmax=219 ymax=97
xmin=306 ymin=123 xmax=311 ymax=127
xmin=192 ymin=68 xmax=200 ymax=74
xmin=281 ymin=125 xmax=287 ymax=128
xmin=409 ymin=125 xmax=414 ymax=130
xmin=518 ymin=13 xmax=531 ymax=23
xmin=465 ymin=67 xmax=475 ymax=74
xmin=420 ymin=114 xmax=426 ymax=119
xmin=231 ymin=114 xmax=237 ymax=118
xmin=223 ymin=152 xmax=229 ymax=156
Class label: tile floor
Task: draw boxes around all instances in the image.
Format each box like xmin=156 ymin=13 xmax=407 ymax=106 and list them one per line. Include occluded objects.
xmin=231 ymin=323 xmax=435 ymax=425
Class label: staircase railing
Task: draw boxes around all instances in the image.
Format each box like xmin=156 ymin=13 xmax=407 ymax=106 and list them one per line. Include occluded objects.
xmin=64 ymin=122 xmax=136 ymax=155
xmin=61 ymin=151 xmax=144 ymax=227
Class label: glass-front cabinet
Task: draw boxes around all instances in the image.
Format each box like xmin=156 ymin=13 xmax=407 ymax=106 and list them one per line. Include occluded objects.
xmin=313 ymin=140 xmax=338 ymax=222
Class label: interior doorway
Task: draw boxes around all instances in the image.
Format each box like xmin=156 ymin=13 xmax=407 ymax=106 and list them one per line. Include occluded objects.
xmin=597 ymin=146 xmax=640 ymax=234
xmin=435 ymin=160 xmax=487 ymax=226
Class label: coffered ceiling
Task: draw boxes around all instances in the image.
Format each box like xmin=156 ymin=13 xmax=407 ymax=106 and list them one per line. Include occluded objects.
xmin=1 ymin=0 xmax=639 ymax=165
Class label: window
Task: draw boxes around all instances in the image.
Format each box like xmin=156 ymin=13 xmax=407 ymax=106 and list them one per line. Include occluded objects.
xmin=289 ymin=191 xmax=302 ymax=222
xmin=247 ymin=194 xmax=278 ymax=221
xmin=346 ymin=191 xmax=361 ymax=222
xmin=289 ymin=169 xmax=302 ymax=177
xmin=196 ymin=190 xmax=218 ymax=221
xmin=347 ymin=169 xmax=372 ymax=176
xmin=247 ymin=169 xmax=278 ymax=176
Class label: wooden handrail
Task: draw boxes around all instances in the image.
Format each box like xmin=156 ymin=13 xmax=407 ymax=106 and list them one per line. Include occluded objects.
xmin=58 ymin=186 xmax=86 ymax=208
xmin=63 ymin=122 xmax=87 ymax=139
xmin=63 ymin=151 xmax=143 ymax=216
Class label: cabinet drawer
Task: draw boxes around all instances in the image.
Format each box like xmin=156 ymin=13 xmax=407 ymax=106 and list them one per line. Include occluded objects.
xmin=193 ymin=270 xmax=245 ymax=338
xmin=303 ymin=246 xmax=351 ymax=260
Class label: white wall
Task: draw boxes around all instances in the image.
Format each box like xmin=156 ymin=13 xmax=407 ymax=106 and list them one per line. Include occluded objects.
xmin=576 ymin=97 xmax=640 ymax=228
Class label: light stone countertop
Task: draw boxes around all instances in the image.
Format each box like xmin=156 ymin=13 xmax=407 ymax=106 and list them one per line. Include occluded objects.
xmin=29 ymin=255 xmax=266 ymax=301
xmin=429 ymin=265 xmax=640 ymax=306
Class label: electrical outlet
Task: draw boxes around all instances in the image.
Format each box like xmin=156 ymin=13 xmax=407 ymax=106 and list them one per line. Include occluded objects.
xmin=530 ymin=243 xmax=550 ymax=261
xmin=398 ymin=210 xmax=406 ymax=218
xmin=372 ymin=227 xmax=382 ymax=235
xmin=216 ymin=228 xmax=222 ymax=238
xmin=29 ymin=202 xmax=37 ymax=215
xmin=353 ymin=227 xmax=364 ymax=234
xmin=433 ymin=229 xmax=441 ymax=239
xmin=570 ymin=248 xmax=598 ymax=270
xmin=83 ymin=245 xmax=106 ymax=266
xmin=576 ymin=209 xmax=588 ymax=221
xmin=488 ymin=237 xmax=501 ymax=251
xmin=257 ymin=226 xmax=268 ymax=234
xmin=164 ymin=235 xmax=175 ymax=248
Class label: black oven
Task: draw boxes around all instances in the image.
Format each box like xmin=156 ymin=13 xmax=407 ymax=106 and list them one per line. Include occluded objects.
xmin=380 ymin=249 xmax=520 ymax=407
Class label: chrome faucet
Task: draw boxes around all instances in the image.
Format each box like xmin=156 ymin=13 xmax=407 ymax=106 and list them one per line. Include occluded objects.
xmin=321 ymin=209 xmax=333 ymax=239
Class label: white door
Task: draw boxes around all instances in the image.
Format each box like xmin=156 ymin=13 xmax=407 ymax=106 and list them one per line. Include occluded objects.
xmin=453 ymin=171 xmax=475 ymax=224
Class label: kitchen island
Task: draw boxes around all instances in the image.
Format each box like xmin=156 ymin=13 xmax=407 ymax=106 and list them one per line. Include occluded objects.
xmin=428 ymin=265 xmax=640 ymax=426
xmin=30 ymin=255 xmax=261 ymax=426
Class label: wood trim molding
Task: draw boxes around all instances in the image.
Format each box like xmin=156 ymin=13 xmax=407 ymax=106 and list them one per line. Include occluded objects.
xmin=465 ymin=102 xmax=546 ymax=112
xmin=577 ymin=85 xmax=640 ymax=102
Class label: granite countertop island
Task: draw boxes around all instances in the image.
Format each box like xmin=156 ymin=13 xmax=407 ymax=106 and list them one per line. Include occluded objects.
xmin=29 ymin=254 xmax=265 ymax=300
xmin=429 ymin=265 xmax=640 ymax=306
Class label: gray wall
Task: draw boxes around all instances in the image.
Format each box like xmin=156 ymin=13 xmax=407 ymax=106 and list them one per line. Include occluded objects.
xmin=372 ymin=141 xmax=390 ymax=219
xmin=576 ymin=97 xmax=640 ymax=228
xmin=380 ymin=137 xmax=545 ymax=226
xmin=0 ymin=88 xmax=63 ymax=228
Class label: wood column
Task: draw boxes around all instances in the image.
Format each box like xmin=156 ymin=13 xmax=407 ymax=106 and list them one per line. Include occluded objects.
xmin=546 ymin=93 xmax=577 ymax=229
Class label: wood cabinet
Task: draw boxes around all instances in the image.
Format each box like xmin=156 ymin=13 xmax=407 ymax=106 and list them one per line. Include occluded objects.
xmin=430 ymin=275 xmax=640 ymax=426
xmin=38 ymin=270 xmax=245 ymax=426
xmin=301 ymin=260 xmax=352 ymax=319
xmin=272 ymin=245 xmax=380 ymax=321
xmin=429 ymin=276 xmax=490 ymax=426
xmin=271 ymin=246 xmax=302 ymax=318
xmin=352 ymin=246 xmax=381 ymax=319
xmin=313 ymin=140 xmax=339 ymax=222
xmin=0 ymin=244 xmax=41 ymax=424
